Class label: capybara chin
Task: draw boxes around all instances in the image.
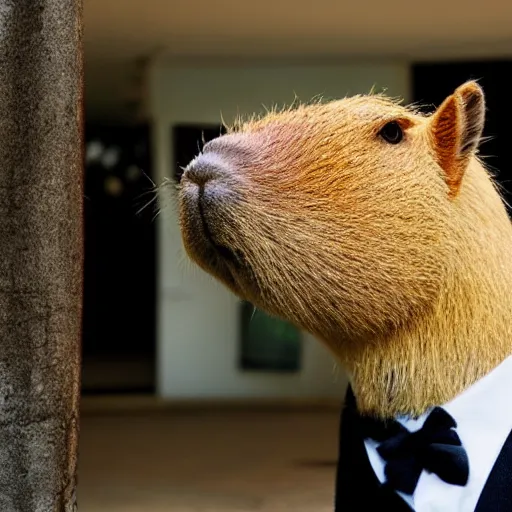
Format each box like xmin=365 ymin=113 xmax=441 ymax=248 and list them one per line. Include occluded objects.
xmin=177 ymin=81 xmax=512 ymax=419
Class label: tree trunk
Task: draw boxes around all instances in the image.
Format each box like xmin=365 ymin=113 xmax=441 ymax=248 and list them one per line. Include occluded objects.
xmin=0 ymin=1 xmax=83 ymax=510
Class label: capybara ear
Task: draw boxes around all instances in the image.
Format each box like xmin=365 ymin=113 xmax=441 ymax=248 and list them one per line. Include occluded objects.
xmin=429 ymin=81 xmax=485 ymax=197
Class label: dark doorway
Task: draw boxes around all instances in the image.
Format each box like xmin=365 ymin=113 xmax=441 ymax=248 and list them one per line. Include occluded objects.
xmin=172 ymin=123 xmax=227 ymax=183
xmin=82 ymin=124 xmax=156 ymax=394
xmin=412 ymin=60 xmax=512 ymax=213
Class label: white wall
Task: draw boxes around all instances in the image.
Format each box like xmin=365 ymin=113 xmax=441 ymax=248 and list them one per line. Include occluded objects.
xmin=149 ymin=59 xmax=410 ymax=399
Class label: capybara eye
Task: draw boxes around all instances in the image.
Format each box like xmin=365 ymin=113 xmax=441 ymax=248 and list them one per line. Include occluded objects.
xmin=379 ymin=121 xmax=403 ymax=144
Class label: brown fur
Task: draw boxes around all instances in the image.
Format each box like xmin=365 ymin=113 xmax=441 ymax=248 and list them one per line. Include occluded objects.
xmin=176 ymin=82 xmax=512 ymax=419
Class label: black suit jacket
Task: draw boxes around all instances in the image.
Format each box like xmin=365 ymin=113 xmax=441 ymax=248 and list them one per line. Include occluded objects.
xmin=334 ymin=387 xmax=512 ymax=511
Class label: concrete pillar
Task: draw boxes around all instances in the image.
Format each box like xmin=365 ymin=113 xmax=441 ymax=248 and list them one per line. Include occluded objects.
xmin=0 ymin=1 xmax=83 ymax=510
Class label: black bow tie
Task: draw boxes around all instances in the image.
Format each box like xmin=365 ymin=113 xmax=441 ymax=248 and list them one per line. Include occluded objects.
xmin=360 ymin=407 xmax=470 ymax=495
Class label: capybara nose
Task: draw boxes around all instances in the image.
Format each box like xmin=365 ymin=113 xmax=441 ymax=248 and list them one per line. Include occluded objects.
xmin=182 ymin=151 xmax=231 ymax=187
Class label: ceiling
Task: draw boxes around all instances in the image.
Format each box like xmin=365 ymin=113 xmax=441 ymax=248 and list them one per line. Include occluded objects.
xmin=83 ymin=0 xmax=512 ymax=121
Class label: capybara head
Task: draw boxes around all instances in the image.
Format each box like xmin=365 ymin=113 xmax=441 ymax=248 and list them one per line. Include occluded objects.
xmin=179 ymin=82 xmax=493 ymax=344
xmin=178 ymin=80 xmax=512 ymax=416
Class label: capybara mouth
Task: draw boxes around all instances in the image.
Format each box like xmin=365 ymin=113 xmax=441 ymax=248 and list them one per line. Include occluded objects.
xmin=179 ymin=179 xmax=258 ymax=296
xmin=196 ymin=185 xmax=239 ymax=264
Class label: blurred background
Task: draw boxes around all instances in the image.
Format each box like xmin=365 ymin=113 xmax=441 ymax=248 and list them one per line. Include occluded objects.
xmin=78 ymin=1 xmax=512 ymax=510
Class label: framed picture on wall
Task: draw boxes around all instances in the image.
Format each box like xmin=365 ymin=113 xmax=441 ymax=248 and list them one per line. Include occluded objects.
xmin=239 ymin=301 xmax=302 ymax=373
xmin=172 ymin=123 xmax=226 ymax=182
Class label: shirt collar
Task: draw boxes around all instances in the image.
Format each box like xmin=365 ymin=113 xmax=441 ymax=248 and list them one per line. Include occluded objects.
xmin=394 ymin=355 xmax=512 ymax=511
xmin=396 ymin=356 xmax=512 ymax=433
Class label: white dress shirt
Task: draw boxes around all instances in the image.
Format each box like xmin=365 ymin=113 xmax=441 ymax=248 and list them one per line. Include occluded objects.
xmin=364 ymin=356 xmax=512 ymax=511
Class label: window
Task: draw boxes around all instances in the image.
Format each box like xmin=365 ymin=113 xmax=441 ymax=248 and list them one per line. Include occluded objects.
xmin=239 ymin=301 xmax=302 ymax=372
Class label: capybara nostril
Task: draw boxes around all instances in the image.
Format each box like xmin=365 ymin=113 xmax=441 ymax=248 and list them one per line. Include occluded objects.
xmin=182 ymin=151 xmax=232 ymax=187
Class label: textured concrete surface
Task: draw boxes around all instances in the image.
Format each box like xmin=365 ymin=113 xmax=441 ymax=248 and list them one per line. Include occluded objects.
xmin=77 ymin=409 xmax=340 ymax=512
xmin=0 ymin=1 xmax=83 ymax=510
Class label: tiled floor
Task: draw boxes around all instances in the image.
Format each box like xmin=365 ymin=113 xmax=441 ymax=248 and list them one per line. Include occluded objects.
xmin=77 ymin=407 xmax=340 ymax=511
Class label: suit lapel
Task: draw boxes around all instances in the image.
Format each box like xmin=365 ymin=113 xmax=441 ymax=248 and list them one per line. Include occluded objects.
xmin=335 ymin=386 xmax=413 ymax=511
xmin=474 ymin=428 xmax=512 ymax=511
